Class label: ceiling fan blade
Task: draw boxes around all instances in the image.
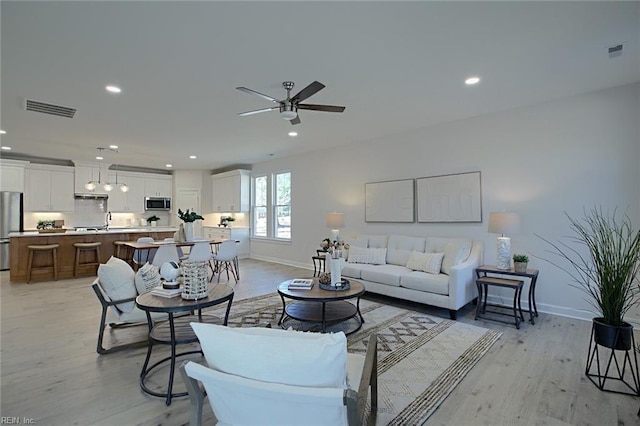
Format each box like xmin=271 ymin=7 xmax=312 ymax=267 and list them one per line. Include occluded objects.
xmin=290 ymin=115 xmax=301 ymax=125
xmin=238 ymin=106 xmax=279 ymax=116
xmin=236 ymin=87 xmax=280 ymax=103
xmin=290 ymin=81 xmax=325 ymax=103
xmin=298 ymin=104 xmax=346 ymax=113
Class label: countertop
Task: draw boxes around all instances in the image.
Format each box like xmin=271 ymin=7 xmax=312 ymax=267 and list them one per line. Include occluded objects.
xmin=9 ymin=227 xmax=179 ymax=237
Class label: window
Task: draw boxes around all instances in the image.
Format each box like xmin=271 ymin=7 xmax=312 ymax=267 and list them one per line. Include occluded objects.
xmin=252 ymin=175 xmax=267 ymax=237
xmin=251 ymin=171 xmax=291 ymax=240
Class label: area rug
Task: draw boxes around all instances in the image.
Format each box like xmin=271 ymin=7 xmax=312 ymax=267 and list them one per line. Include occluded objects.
xmin=207 ymin=293 xmax=501 ymax=425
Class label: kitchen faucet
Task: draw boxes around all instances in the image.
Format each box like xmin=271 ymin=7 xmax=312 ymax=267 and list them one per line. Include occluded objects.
xmin=105 ymin=211 xmax=112 ymax=230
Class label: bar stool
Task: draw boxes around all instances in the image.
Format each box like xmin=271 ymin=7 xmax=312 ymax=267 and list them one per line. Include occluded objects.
xmin=27 ymin=244 xmax=60 ymax=283
xmin=74 ymin=242 xmax=102 ymax=278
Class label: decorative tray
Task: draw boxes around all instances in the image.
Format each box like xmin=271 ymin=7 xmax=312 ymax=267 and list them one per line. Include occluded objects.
xmin=319 ymin=279 xmax=350 ymax=291
xmin=37 ymin=229 xmax=67 ymax=234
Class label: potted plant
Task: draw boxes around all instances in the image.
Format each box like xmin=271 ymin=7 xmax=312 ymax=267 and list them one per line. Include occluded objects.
xmin=146 ymin=215 xmax=160 ymax=227
xmin=513 ymin=254 xmax=529 ymax=273
xmin=178 ymin=209 xmax=204 ymax=242
xmin=220 ymin=216 xmax=236 ymax=227
xmin=540 ymin=208 xmax=640 ymax=351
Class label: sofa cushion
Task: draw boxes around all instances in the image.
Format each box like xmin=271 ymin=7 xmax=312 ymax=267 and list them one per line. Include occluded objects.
xmin=342 ymin=263 xmax=363 ymax=279
xmin=406 ymin=251 xmax=445 ymax=274
xmin=425 ymin=237 xmax=472 ymax=274
xmin=347 ymin=246 xmax=387 ymax=265
xmin=134 ymin=262 xmax=161 ymax=294
xmin=97 ymin=256 xmax=137 ymax=313
xmin=342 ymin=263 xmax=379 ymax=280
xmin=191 ymin=323 xmax=347 ymax=388
xmin=386 ymin=235 xmax=426 ymax=266
xmin=361 ymin=264 xmax=410 ymax=287
xmin=441 ymin=241 xmax=472 ymax=275
xmin=342 ymin=236 xmax=368 ymax=260
xmin=400 ymin=271 xmax=450 ymax=295
xmin=367 ymin=235 xmax=389 ymax=249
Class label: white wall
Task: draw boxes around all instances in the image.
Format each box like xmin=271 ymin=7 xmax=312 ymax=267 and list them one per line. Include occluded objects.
xmin=250 ymin=82 xmax=640 ymax=321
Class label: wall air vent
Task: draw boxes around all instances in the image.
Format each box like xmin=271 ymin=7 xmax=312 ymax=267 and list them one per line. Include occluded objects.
xmin=24 ymin=98 xmax=77 ymax=118
xmin=608 ymin=43 xmax=624 ymax=58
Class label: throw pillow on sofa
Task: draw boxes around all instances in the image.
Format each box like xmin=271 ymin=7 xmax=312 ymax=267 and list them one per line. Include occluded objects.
xmin=406 ymin=251 xmax=445 ymax=274
xmin=347 ymin=246 xmax=387 ymax=265
xmin=97 ymin=256 xmax=137 ymax=313
xmin=441 ymin=242 xmax=472 ymax=275
xmin=134 ymin=262 xmax=161 ymax=294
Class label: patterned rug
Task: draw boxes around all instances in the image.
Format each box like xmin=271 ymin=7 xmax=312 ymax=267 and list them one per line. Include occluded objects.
xmin=207 ymin=293 xmax=501 ymax=425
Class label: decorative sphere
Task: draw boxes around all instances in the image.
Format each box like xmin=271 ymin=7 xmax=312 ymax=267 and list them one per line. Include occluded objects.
xmin=160 ymin=261 xmax=181 ymax=282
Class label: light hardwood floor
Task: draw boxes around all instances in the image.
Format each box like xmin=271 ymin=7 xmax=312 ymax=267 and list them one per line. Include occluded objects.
xmin=1 ymin=259 xmax=638 ymax=425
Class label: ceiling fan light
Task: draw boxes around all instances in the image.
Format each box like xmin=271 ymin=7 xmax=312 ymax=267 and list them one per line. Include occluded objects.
xmin=280 ymin=110 xmax=297 ymax=121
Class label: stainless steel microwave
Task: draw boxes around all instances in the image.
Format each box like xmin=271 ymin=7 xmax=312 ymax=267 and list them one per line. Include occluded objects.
xmin=145 ymin=197 xmax=171 ymax=211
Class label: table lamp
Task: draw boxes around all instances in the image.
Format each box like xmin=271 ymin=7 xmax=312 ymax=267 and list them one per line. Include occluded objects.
xmin=326 ymin=212 xmax=345 ymax=242
xmin=488 ymin=212 xmax=521 ymax=270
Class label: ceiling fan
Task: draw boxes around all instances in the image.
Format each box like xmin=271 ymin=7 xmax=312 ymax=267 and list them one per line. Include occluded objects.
xmin=236 ymin=81 xmax=345 ymax=125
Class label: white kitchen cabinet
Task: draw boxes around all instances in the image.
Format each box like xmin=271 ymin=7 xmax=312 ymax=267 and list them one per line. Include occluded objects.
xmin=203 ymin=226 xmax=250 ymax=258
xmin=25 ymin=165 xmax=75 ymax=212
xmin=106 ymin=174 xmax=145 ymax=212
xmin=74 ymin=165 xmax=108 ymax=195
xmin=211 ymin=169 xmax=250 ymax=212
xmin=0 ymin=159 xmax=27 ymax=192
xmin=144 ymin=175 xmax=172 ymax=198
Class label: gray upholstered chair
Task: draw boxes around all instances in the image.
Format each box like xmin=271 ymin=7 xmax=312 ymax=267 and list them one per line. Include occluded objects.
xmin=180 ymin=323 xmax=377 ymax=426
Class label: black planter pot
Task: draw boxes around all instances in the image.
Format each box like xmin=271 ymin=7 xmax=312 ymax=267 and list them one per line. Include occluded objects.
xmin=593 ymin=317 xmax=633 ymax=350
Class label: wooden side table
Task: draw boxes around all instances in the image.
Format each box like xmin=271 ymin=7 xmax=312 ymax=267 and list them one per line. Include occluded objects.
xmin=475 ymin=276 xmax=525 ymax=329
xmin=475 ymin=265 xmax=540 ymax=324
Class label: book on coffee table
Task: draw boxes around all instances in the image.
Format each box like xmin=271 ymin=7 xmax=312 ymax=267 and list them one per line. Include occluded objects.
xmin=288 ymin=279 xmax=314 ymax=290
xmin=151 ymin=287 xmax=182 ymax=298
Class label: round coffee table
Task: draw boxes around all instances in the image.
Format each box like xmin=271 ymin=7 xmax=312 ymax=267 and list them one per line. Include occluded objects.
xmin=277 ymin=278 xmax=365 ymax=335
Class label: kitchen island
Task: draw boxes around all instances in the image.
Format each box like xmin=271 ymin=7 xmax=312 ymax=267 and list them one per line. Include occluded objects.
xmin=9 ymin=227 xmax=178 ymax=283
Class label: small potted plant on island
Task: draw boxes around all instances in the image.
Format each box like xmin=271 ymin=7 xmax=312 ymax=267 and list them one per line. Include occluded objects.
xmin=220 ymin=215 xmax=236 ymax=227
xmin=146 ymin=215 xmax=160 ymax=227
xmin=512 ymin=254 xmax=529 ymax=273
xmin=178 ymin=209 xmax=204 ymax=242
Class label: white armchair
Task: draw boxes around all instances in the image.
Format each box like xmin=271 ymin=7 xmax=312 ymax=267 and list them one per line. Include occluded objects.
xmin=180 ymin=323 xmax=378 ymax=426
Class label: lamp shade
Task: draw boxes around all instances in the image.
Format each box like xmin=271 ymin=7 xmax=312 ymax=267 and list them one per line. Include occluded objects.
xmin=488 ymin=212 xmax=521 ymax=235
xmin=326 ymin=212 xmax=345 ymax=229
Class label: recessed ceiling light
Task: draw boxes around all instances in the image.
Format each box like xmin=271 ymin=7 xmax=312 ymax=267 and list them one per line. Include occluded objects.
xmin=465 ymin=76 xmax=480 ymax=85
xmin=1 ymin=146 xmax=11 ymax=150
xmin=106 ymin=85 xmax=122 ymax=93
xmin=288 ymin=131 xmax=298 ymax=137
xmin=165 ymin=164 xmax=173 ymax=168
xmin=96 ymin=156 xmax=104 ymax=160
xmin=189 ymin=155 xmax=197 ymax=159
xmin=0 ymin=130 xmax=6 ymax=134
xmin=109 ymin=144 xmax=119 ymax=150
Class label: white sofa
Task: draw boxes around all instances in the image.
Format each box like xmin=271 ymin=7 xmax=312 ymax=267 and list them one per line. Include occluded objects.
xmin=340 ymin=235 xmax=483 ymax=320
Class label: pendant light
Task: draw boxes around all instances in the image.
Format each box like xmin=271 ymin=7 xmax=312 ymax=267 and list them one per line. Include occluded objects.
xmin=85 ymin=147 xmax=128 ymax=192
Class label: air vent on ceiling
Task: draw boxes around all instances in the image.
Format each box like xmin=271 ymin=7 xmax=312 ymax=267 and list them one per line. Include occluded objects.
xmin=24 ymin=98 xmax=76 ymax=118
xmin=608 ymin=43 xmax=624 ymax=58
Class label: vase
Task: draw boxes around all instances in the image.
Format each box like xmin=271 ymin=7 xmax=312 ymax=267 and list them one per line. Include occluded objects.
xmin=184 ymin=222 xmax=194 ymax=242
xmin=327 ymin=256 xmax=345 ymax=286
xmin=593 ymin=317 xmax=633 ymax=350
xmin=514 ymin=262 xmax=527 ymax=273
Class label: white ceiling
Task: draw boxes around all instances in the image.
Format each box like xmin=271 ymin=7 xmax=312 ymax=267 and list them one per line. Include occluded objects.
xmin=2 ymin=1 xmax=639 ymax=171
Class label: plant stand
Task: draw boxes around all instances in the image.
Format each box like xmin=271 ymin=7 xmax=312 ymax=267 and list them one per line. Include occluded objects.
xmin=585 ymin=322 xmax=640 ymax=396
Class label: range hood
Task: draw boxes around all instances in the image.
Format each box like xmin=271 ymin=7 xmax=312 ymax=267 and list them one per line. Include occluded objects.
xmin=74 ymin=193 xmax=108 ymax=200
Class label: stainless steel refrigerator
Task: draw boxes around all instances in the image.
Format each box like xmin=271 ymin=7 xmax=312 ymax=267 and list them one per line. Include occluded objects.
xmin=0 ymin=192 xmax=24 ymax=270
